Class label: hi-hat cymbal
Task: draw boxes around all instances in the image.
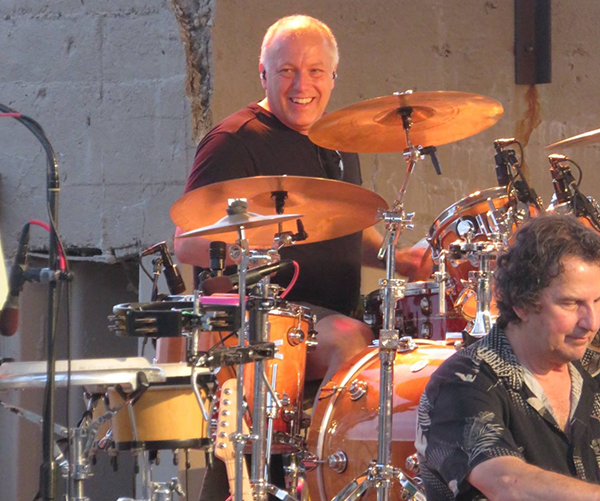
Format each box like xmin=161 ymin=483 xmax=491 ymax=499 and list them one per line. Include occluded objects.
xmin=170 ymin=176 xmax=388 ymax=246
xmin=308 ymin=91 xmax=504 ymax=153
xmin=178 ymin=210 xmax=302 ymax=239
xmin=546 ymin=127 xmax=600 ymax=150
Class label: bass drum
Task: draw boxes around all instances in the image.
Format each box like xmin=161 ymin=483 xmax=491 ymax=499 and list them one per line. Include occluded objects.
xmin=306 ymin=340 xmax=455 ymax=501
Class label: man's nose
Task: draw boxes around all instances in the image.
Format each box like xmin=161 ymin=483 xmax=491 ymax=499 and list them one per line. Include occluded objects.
xmin=291 ymin=70 xmax=311 ymax=91
xmin=579 ymin=303 xmax=600 ymax=333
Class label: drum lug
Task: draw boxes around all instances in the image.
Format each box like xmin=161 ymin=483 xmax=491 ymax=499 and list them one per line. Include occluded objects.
xmin=398 ymin=336 xmax=418 ymax=353
xmin=348 ymin=379 xmax=368 ymax=401
xmin=327 ymin=451 xmax=348 ymax=473
xmin=419 ymin=296 xmax=431 ymax=315
xmin=306 ymin=330 xmax=318 ymax=351
xmin=287 ymin=327 xmax=306 ymax=346
xmin=420 ymin=322 xmax=433 ymax=339
xmin=405 ymin=453 xmax=420 ymax=475
xmin=301 ymin=451 xmax=320 ymax=472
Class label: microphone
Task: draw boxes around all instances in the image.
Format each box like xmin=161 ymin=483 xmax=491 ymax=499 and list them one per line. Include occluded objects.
xmin=209 ymin=241 xmax=226 ymax=277
xmin=493 ymin=139 xmax=515 ymax=187
xmin=201 ymin=260 xmax=294 ymax=296
xmin=0 ymin=223 xmax=31 ymax=336
xmin=141 ymin=242 xmax=186 ymax=295
xmin=494 ymin=138 xmax=517 ymax=149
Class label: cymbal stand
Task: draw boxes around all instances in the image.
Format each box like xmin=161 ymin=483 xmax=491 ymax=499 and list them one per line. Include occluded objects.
xmin=334 ymin=103 xmax=426 ymax=501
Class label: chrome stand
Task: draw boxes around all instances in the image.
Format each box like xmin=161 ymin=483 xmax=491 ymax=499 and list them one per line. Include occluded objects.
xmin=331 ymin=97 xmax=429 ymax=501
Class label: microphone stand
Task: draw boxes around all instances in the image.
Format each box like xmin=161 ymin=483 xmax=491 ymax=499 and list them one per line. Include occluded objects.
xmin=0 ymin=103 xmax=64 ymax=501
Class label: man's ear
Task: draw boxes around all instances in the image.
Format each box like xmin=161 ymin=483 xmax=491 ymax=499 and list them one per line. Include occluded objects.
xmin=259 ymin=63 xmax=267 ymax=90
xmin=513 ymin=305 xmax=529 ymax=323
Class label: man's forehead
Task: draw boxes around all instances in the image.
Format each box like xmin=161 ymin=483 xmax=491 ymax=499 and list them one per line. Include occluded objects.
xmin=267 ymin=29 xmax=332 ymax=59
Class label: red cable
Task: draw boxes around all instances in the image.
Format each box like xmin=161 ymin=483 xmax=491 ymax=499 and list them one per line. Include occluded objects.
xmin=280 ymin=260 xmax=299 ymax=299
xmin=29 ymin=219 xmax=67 ymax=270
xmin=0 ymin=113 xmax=22 ymax=118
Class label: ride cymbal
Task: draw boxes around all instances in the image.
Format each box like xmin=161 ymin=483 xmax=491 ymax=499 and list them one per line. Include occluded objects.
xmin=546 ymin=127 xmax=600 ymax=150
xmin=171 ymin=176 xmax=388 ymax=246
xmin=309 ymin=91 xmax=504 ymax=153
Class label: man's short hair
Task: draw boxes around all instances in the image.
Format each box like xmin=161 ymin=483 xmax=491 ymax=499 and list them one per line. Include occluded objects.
xmin=494 ymin=214 xmax=600 ymax=328
xmin=260 ymin=15 xmax=339 ymax=69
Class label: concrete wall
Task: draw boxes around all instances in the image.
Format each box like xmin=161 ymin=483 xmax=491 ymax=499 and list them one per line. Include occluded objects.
xmin=0 ymin=0 xmax=194 ymax=260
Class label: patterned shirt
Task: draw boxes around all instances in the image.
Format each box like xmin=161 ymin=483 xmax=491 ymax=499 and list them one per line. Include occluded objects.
xmin=416 ymin=325 xmax=600 ymax=501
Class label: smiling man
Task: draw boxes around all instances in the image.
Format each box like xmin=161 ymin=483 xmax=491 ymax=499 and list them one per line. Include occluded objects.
xmin=175 ymin=14 xmax=427 ymax=387
xmin=416 ymin=214 xmax=600 ymax=501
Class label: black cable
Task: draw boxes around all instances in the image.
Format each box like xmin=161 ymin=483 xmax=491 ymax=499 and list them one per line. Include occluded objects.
xmin=139 ymin=259 xmax=154 ymax=281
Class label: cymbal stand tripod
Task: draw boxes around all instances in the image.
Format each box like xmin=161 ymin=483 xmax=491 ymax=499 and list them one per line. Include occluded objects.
xmin=333 ymin=102 xmax=426 ymax=501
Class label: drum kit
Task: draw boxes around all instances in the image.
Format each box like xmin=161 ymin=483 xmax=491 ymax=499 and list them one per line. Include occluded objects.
xmin=2 ymin=90 xmax=600 ymax=501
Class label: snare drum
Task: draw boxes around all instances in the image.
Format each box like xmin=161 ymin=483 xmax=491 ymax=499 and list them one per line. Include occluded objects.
xmin=364 ymin=281 xmax=466 ymax=341
xmin=108 ymin=363 xmax=214 ymax=451
xmin=306 ymin=341 xmax=455 ymax=501
xmin=156 ymin=297 xmax=315 ymax=453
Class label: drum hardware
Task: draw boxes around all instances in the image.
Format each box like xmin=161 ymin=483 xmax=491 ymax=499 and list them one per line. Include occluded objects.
xmin=348 ymin=379 xmax=368 ymax=401
xmin=448 ymin=237 xmax=502 ymax=340
xmin=404 ymin=454 xmax=420 ymax=475
xmin=547 ymin=154 xmax=600 ymax=232
xmin=433 ymin=249 xmax=449 ymax=317
xmin=0 ymin=371 xmax=152 ymax=501
xmin=176 ymin=200 xmax=301 ymax=501
xmin=282 ymin=453 xmax=307 ymax=501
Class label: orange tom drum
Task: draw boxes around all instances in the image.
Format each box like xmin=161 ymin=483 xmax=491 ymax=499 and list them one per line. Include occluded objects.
xmin=306 ymin=340 xmax=456 ymax=501
xmin=427 ymin=186 xmax=539 ymax=288
xmin=156 ymin=296 xmax=315 ymax=453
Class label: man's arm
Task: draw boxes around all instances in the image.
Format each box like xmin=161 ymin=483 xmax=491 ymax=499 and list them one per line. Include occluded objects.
xmin=469 ymin=456 xmax=600 ymax=501
xmin=361 ymin=226 xmax=432 ymax=281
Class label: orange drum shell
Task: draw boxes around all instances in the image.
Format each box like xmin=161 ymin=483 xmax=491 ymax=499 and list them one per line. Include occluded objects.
xmin=306 ymin=341 xmax=455 ymax=501
xmin=428 ymin=187 xmax=539 ymax=287
xmin=156 ymin=305 xmax=312 ymax=452
xmin=109 ymin=385 xmax=209 ymax=450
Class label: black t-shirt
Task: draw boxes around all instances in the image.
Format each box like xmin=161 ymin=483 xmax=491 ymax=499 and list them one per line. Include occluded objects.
xmin=185 ymin=103 xmax=363 ymax=316
xmin=416 ymin=325 xmax=600 ymax=500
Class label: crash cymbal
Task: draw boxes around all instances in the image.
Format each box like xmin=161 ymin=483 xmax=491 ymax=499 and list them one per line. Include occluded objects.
xmin=170 ymin=176 xmax=388 ymax=246
xmin=178 ymin=209 xmax=302 ymax=239
xmin=309 ymin=91 xmax=504 ymax=153
xmin=546 ymin=127 xmax=600 ymax=150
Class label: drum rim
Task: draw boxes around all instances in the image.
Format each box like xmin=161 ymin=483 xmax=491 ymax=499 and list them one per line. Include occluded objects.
xmin=427 ymin=186 xmax=511 ymax=246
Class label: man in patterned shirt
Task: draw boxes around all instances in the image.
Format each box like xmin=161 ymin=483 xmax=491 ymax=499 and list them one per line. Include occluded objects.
xmin=416 ymin=214 xmax=600 ymax=500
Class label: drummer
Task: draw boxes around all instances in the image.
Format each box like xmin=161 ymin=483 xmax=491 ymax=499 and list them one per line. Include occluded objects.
xmin=416 ymin=214 xmax=600 ymax=500
xmin=174 ymin=14 xmax=429 ymax=384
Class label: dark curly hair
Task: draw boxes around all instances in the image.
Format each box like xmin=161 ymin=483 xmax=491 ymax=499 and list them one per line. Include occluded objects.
xmin=494 ymin=214 xmax=600 ymax=329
